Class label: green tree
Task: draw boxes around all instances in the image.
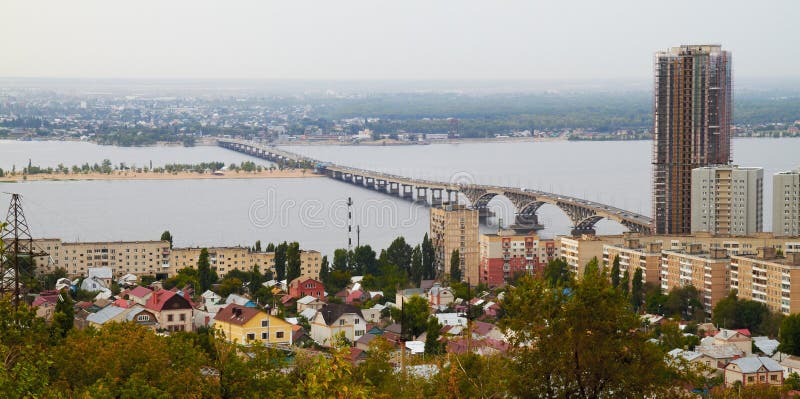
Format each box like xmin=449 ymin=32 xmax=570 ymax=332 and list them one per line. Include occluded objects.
xmin=631 ymin=267 xmax=643 ymax=311
xmin=421 ymin=233 xmax=436 ymax=280
xmin=51 ymin=291 xmax=74 ymax=339
xmin=165 ymin=267 xmax=200 ymax=290
xmin=285 ymin=242 xmax=301 ymax=282
xmin=449 ymin=249 xmax=461 ymax=282
xmin=274 ymin=242 xmax=288 ymax=281
xmin=584 ymin=256 xmax=600 ymax=277
xmin=410 ymin=245 xmax=423 ymax=286
xmin=501 ymin=273 xmax=686 ymax=398
xmin=332 ymin=248 xmax=349 ymax=272
xmin=620 ymin=268 xmax=630 ymax=297
xmin=391 ymin=295 xmax=430 ymax=339
xmin=353 ymin=245 xmax=378 ymax=275
xmin=197 ymin=248 xmax=217 ymax=292
xmin=160 ymin=230 xmax=173 ymax=248
xmin=254 ymin=240 xmax=262 ymax=252
xmin=543 ymin=258 xmax=571 ymax=288
xmin=611 ymin=255 xmax=621 ymax=288
xmin=424 ymin=316 xmax=444 ymax=355
xmin=386 ymin=237 xmax=413 ymax=275
xmin=779 ymin=314 xmax=800 ymax=356
xmin=319 ymin=255 xmax=329 ymax=286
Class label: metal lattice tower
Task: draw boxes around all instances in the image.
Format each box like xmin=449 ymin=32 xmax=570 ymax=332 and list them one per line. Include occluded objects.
xmin=0 ymin=193 xmax=47 ymax=309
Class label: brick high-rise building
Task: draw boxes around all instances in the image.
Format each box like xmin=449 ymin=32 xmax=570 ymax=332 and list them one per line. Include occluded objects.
xmin=653 ymin=45 xmax=732 ymax=234
xmin=429 ymin=204 xmax=479 ymax=284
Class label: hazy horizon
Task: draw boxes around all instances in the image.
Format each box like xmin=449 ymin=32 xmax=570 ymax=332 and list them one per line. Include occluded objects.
xmin=3 ymin=0 xmax=799 ymax=82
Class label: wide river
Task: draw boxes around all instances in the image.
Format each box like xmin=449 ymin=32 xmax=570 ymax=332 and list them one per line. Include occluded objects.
xmin=0 ymin=138 xmax=797 ymax=257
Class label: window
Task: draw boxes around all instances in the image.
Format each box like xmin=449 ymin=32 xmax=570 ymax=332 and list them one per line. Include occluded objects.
xmin=137 ymin=315 xmax=149 ymax=322
xmin=167 ymin=314 xmax=174 ymax=322
xmin=261 ymin=319 xmax=269 ymax=327
xmin=771 ymin=374 xmax=778 ymax=381
xmin=355 ymin=330 xmax=364 ymax=336
xmin=747 ymin=376 xmax=754 ymax=383
xmin=246 ymin=333 xmax=255 ymax=341
xmin=276 ymin=331 xmax=284 ymax=339
xmin=261 ymin=332 xmax=268 ymax=340
xmin=354 ymin=319 xmax=360 ymax=324
xmin=339 ymin=319 xmax=345 ymax=326
xmin=179 ymin=314 xmax=186 ymax=321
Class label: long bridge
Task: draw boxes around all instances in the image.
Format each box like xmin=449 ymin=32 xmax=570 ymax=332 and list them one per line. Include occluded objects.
xmin=217 ymin=139 xmax=653 ymax=235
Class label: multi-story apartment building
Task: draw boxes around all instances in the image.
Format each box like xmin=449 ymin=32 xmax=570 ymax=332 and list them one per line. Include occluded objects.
xmin=660 ymin=245 xmax=730 ymax=315
xmin=774 ymin=167 xmax=800 ymax=236
xmin=730 ymin=248 xmax=800 ymax=315
xmin=558 ymin=234 xmax=624 ymax=277
xmin=430 ymin=204 xmax=479 ymax=283
xmin=602 ymin=237 xmax=663 ymax=288
xmin=33 ymin=239 xmax=322 ymax=280
xmin=478 ymin=229 xmax=556 ymax=287
xmin=691 ymin=165 xmax=763 ymax=235
xmin=653 ymin=44 xmax=732 ymax=234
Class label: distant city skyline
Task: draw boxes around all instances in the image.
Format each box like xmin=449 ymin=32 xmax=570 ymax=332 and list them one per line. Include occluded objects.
xmin=2 ymin=0 xmax=799 ymax=81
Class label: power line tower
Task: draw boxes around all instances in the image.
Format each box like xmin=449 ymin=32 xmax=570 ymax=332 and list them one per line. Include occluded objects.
xmin=0 ymin=193 xmax=47 ymax=310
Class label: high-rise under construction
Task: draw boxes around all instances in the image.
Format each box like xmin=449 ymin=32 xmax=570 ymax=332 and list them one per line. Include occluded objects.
xmin=652 ymin=44 xmax=732 ymax=235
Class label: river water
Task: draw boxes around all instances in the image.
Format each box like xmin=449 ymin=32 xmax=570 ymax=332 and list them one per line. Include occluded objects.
xmin=0 ymin=138 xmax=797 ymax=256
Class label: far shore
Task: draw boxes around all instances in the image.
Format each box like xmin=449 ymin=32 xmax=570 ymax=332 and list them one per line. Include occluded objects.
xmin=0 ymin=169 xmax=322 ymax=183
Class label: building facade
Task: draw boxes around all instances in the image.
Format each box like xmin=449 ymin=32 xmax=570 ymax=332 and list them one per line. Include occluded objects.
xmin=660 ymin=246 xmax=730 ymax=315
xmin=430 ymin=205 xmax=479 ymax=283
xmin=691 ymin=165 xmax=763 ymax=235
xmin=213 ymin=304 xmax=293 ymax=345
xmin=730 ymin=249 xmax=800 ymax=315
xmin=774 ymin=167 xmax=800 ymax=236
xmin=653 ymin=44 xmax=732 ymax=234
xmin=479 ymin=230 xmax=556 ymax=287
xmin=602 ymin=238 xmax=663 ymax=288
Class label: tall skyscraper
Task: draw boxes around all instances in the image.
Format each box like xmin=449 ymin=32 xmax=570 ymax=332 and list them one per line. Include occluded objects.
xmin=773 ymin=167 xmax=800 ymax=236
xmin=691 ymin=165 xmax=763 ymax=236
xmin=652 ymin=45 xmax=732 ymax=234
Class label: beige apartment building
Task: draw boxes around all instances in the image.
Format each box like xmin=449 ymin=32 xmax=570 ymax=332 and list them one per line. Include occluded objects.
xmin=602 ymin=237 xmax=662 ymax=288
xmin=691 ymin=165 xmax=763 ymax=236
xmin=660 ymin=245 xmax=730 ymax=315
xmin=558 ymin=234 xmax=624 ymax=277
xmin=430 ymin=204 xmax=479 ymax=283
xmin=774 ymin=167 xmax=800 ymax=237
xmin=33 ymin=239 xmax=322 ymax=280
xmin=730 ymin=248 xmax=800 ymax=315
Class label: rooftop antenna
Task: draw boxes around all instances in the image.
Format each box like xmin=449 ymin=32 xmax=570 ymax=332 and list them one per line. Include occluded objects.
xmin=1 ymin=193 xmax=48 ymax=311
xmin=347 ymin=197 xmax=354 ymax=252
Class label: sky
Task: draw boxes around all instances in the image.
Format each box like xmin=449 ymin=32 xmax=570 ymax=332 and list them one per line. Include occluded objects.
xmin=1 ymin=0 xmax=798 ymax=81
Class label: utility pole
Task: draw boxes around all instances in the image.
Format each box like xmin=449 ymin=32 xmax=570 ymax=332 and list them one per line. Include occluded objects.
xmin=1 ymin=193 xmax=48 ymax=311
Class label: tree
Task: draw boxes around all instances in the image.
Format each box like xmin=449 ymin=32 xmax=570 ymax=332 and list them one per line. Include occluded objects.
xmin=285 ymin=242 xmax=301 ymax=282
xmin=501 ymin=273 xmax=687 ymax=398
xmin=712 ymin=291 xmax=772 ymax=333
xmin=421 ymin=233 xmax=436 ymax=280
xmin=543 ymin=258 xmax=571 ymax=288
xmin=254 ymin=240 xmax=262 ymax=252
xmin=274 ymin=242 xmax=288 ymax=281
xmin=583 ymin=257 xmax=600 ymax=278
xmin=424 ymin=317 xmax=444 ymax=355
xmin=319 ymin=255 xmax=329 ymax=286
xmin=197 ymin=248 xmax=217 ymax=292
xmin=391 ymin=295 xmax=430 ymax=339
xmin=620 ymin=268 xmax=630 ymax=297
xmin=265 ymin=242 xmax=275 ymax=252
xmin=449 ymin=249 xmax=462 ymax=282
xmin=165 ymin=267 xmax=200 ymax=290
xmin=386 ymin=237 xmax=412 ymax=274
xmin=410 ymin=245 xmax=423 ymax=286
xmin=51 ymin=291 xmax=74 ymax=339
xmin=611 ymin=255 xmax=621 ymax=288
xmin=352 ymin=245 xmax=378 ymax=275
xmin=631 ymin=267 xmax=643 ymax=311
xmin=332 ymin=248 xmax=349 ymax=272
xmin=779 ymin=314 xmax=800 ymax=356
xmin=160 ymin=230 xmax=173 ymax=248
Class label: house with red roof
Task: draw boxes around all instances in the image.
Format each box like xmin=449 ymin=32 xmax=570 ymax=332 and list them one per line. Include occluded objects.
xmin=145 ymin=289 xmax=194 ymax=332
xmin=289 ymin=277 xmax=325 ymax=300
xmin=32 ymin=291 xmax=60 ymax=321
xmin=128 ymin=286 xmax=153 ymax=306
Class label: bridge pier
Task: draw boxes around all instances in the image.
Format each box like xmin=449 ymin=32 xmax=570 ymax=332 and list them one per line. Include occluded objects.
xmin=376 ymin=179 xmax=387 ymax=192
xmin=401 ymin=184 xmax=414 ymax=200
xmin=431 ymin=188 xmax=443 ymax=207
xmin=354 ymin=175 xmax=363 ymax=186
xmin=366 ymin=177 xmax=374 ymax=187
xmin=416 ymin=187 xmax=428 ymax=204
xmin=388 ymin=182 xmax=399 ymax=195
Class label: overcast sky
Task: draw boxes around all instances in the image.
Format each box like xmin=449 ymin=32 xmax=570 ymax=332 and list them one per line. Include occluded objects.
xmin=2 ymin=0 xmax=798 ymax=81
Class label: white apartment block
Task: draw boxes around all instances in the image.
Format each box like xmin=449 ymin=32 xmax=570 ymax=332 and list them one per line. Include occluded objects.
xmin=774 ymin=167 xmax=800 ymax=236
xmin=691 ymin=165 xmax=763 ymax=236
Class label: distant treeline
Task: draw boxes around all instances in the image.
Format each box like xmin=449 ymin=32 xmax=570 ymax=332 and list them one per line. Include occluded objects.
xmin=9 ymin=160 xmax=270 ymax=176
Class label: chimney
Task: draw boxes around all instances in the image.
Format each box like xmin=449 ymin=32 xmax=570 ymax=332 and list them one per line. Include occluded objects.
xmin=756 ymin=247 xmax=777 ymax=260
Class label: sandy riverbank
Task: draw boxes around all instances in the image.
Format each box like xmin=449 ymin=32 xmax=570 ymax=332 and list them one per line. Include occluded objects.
xmin=0 ymin=169 xmax=322 ymax=183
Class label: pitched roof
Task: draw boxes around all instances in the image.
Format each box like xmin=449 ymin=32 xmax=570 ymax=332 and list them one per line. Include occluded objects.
xmin=420 ymin=280 xmax=436 ymax=291
xmin=87 ymin=267 xmax=113 ymax=279
xmin=290 ymin=277 xmax=322 ymax=287
xmin=472 ymin=321 xmax=497 ymax=336
xmin=729 ymin=356 xmax=782 ymax=373
xmin=214 ymin=304 xmax=265 ymax=326
xmin=145 ymin=289 xmax=192 ymax=312
xmin=753 ymin=337 xmax=780 ymax=356
xmin=86 ymin=305 xmax=126 ymax=325
xmin=696 ymin=343 xmax=743 ymax=359
xmin=318 ymin=303 xmax=364 ymax=325
xmin=129 ymin=286 xmax=153 ymax=298
xmin=297 ymin=295 xmax=319 ymax=305
xmin=32 ymin=294 xmax=59 ymax=307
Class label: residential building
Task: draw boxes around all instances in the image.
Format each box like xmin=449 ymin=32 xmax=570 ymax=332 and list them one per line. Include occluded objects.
xmin=34 ymin=239 xmax=171 ymax=279
xmin=144 ymin=289 xmax=194 ymax=332
xmin=660 ymin=245 xmax=730 ymax=316
xmin=602 ymin=237 xmax=663 ymax=288
xmin=479 ymin=229 xmax=556 ymax=287
xmin=558 ymin=234 xmax=624 ymax=277
xmin=288 ymin=277 xmax=325 ymax=300
xmin=430 ymin=204 xmax=479 ymax=283
xmin=310 ymin=303 xmax=366 ymax=347
xmin=653 ymin=45 xmax=732 ymax=234
xmin=713 ymin=329 xmax=753 ymax=356
xmin=774 ymin=167 xmax=800 ymax=236
xmin=427 ymin=283 xmax=455 ymax=310
xmin=730 ymin=248 xmax=800 ymax=315
xmin=724 ymin=357 xmax=783 ymax=387
xmin=691 ymin=165 xmax=763 ymax=235
xmin=213 ymin=304 xmax=293 ymax=345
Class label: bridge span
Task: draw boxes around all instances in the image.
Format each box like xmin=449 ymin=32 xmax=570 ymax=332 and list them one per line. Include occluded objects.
xmin=217 ymin=139 xmax=653 ymax=235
